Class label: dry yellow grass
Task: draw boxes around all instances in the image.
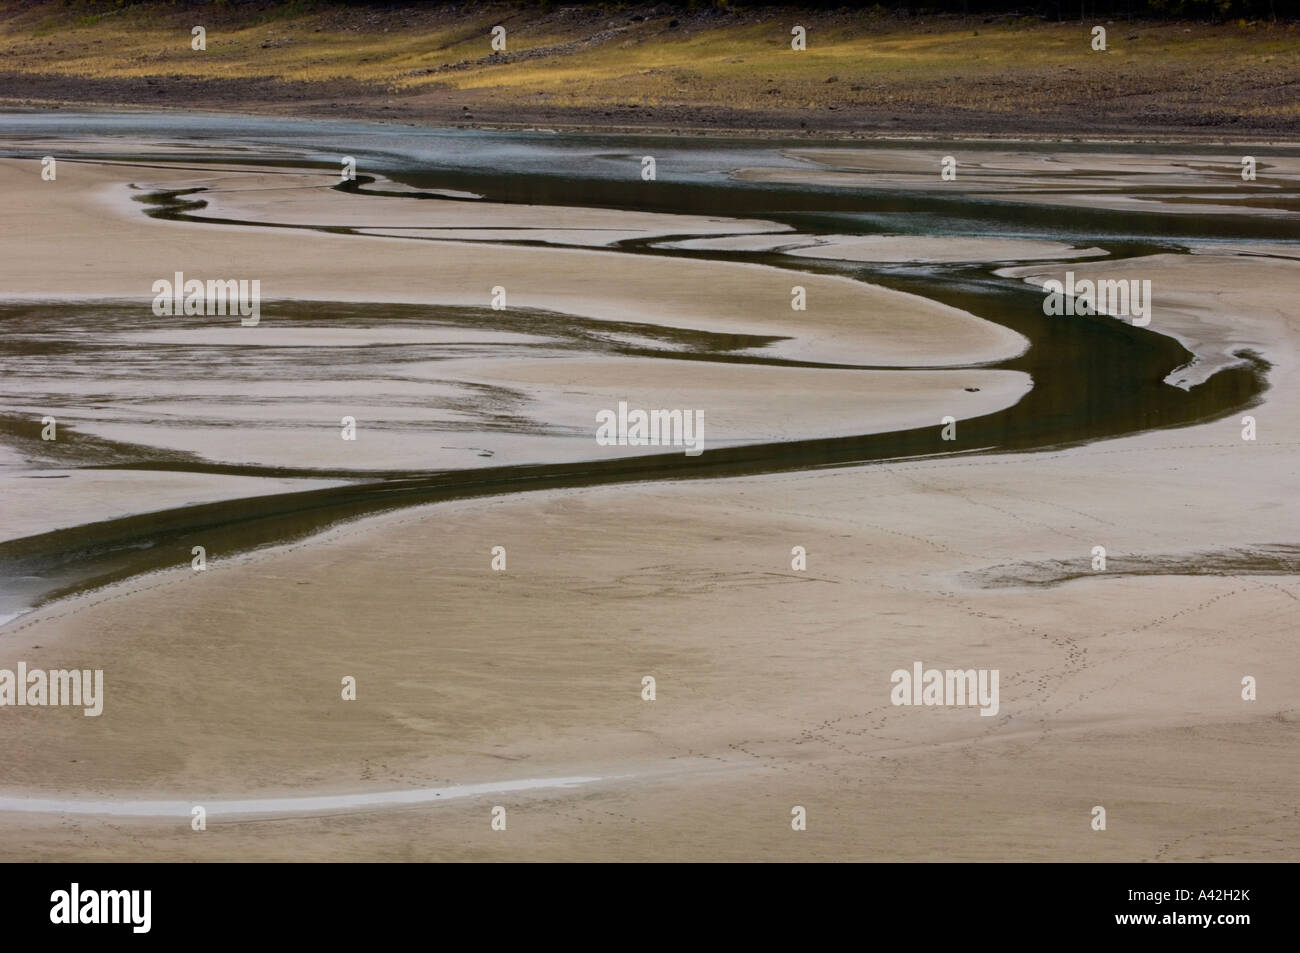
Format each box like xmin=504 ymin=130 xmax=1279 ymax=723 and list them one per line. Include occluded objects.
xmin=1 ymin=2 xmax=1295 ymax=132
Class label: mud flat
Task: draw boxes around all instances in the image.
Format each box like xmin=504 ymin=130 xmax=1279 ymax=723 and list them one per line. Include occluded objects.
xmin=1 ymin=155 xmax=1025 ymax=367
xmin=0 ymin=279 xmax=1296 ymax=859
xmin=0 ymin=149 xmax=1031 ymax=548
xmin=663 ymin=233 xmax=1107 ymax=263
xmin=736 ymin=149 xmax=1300 ymax=218
xmin=0 ymin=133 xmax=1296 ymax=860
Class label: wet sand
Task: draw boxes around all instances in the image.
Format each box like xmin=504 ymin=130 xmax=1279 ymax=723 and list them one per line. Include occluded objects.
xmin=0 ymin=156 xmax=1026 ymax=368
xmin=0 ymin=136 xmax=1297 ymax=861
xmin=184 ymin=167 xmax=796 ymax=248
xmin=2 ymin=295 xmax=1296 ymax=859
xmin=737 ymin=148 xmax=1300 ymax=218
xmin=0 ymin=152 xmax=1033 ymax=546
xmin=663 ymin=233 xmax=1108 ymax=263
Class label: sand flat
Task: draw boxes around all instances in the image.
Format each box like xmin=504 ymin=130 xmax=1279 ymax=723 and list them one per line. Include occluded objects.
xmin=0 ymin=470 xmax=348 ymax=542
xmin=25 ymin=360 xmax=1027 ymax=475
xmin=0 ymin=156 xmax=1026 ymax=368
xmin=185 ymin=168 xmax=796 ymax=248
xmin=736 ymin=149 xmax=1300 ymax=217
xmin=1189 ymin=242 xmax=1300 ymax=260
xmin=664 ymin=233 xmax=1108 ymax=263
xmin=0 ymin=152 xmax=1031 ymax=540
xmin=1 ymin=141 xmax=1298 ymax=861
xmin=0 ymin=249 xmax=1296 ymax=860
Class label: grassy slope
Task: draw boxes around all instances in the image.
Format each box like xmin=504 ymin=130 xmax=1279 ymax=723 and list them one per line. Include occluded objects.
xmin=0 ymin=1 xmax=1296 ymax=135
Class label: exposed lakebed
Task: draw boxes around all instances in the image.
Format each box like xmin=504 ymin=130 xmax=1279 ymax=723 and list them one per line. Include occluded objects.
xmin=0 ymin=111 xmax=1291 ymax=622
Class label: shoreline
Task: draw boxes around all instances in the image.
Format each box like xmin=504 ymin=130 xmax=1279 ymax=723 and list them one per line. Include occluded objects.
xmin=6 ymin=98 xmax=1300 ymax=148
xmin=0 ymin=136 xmax=1280 ymax=623
xmin=0 ymin=117 xmax=1297 ymax=860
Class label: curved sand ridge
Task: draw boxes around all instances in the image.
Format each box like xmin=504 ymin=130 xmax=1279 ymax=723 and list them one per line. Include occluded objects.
xmin=0 ymin=249 xmax=1295 ymax=860
xmin=737 ymin=148 xmax=1300 ymax=218
xmin=661 ymin=232 xmax=1107 ymax=263
xmin=178 ymin=167 xmax=796 ymax=248
xmin=0 ymin=156 xmax=1027 ymax=369
xmin=0 ymin=151 xmax=1033 ymax=543
xmin=23 ymin=357 xmax=1025 ymax=478
xmin=0 ymin=776 xmax=605 ymax=818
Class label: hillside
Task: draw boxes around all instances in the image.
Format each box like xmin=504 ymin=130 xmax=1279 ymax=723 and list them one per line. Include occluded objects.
xmin=0 ymin=1 xmax=1296 ymax=138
